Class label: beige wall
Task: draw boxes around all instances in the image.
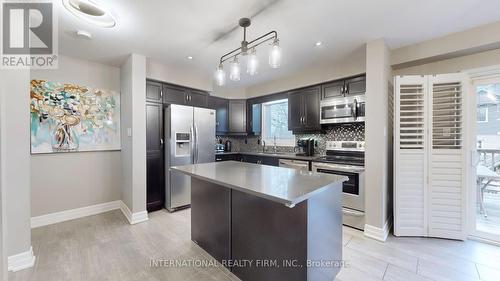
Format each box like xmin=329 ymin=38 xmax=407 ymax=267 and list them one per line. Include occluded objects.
xmin=391 ymin=21 xmax=500 ymax=68
xmin=0 ymin=69 xmax=32 ymax=256
xmin=246 ymin=47 xmax=366 ymax=97
xmin=393 ymin=48 xmax=500 ymax=76
xmin=212 ymin=86 xmax=247 ymax=99
xmin=30 ymin=56 xmax=122 ymax=217
xmin=146 ymin=59 xmax=213 ymax=92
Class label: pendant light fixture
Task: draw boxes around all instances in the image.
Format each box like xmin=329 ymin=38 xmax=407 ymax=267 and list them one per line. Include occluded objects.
xmin=214 ymin=64 xmax=226 ymax=86
xmin=229 ymin=57 xmax=241 ymax=81
xmin=247 ymin=48 xmax=259 ymax=75
xmin=214 ymin=18 xmax=280 ymax=86
xmin=269 ymin=38 xmax=281 ymax=69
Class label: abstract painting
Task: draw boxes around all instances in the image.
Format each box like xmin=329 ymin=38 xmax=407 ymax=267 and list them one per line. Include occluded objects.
xmin=30 ymin=80 xmax=121 ymax=154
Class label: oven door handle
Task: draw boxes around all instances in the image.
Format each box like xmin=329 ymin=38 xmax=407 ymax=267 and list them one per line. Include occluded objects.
xmin=342 ymin=208 xmax=364 ymax=217
xmin=313 ymin=163 xmax=364 ymax=173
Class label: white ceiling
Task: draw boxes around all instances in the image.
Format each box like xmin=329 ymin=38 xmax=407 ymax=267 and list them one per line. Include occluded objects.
xmin=57 ymin=0 xmax=500 ymax=87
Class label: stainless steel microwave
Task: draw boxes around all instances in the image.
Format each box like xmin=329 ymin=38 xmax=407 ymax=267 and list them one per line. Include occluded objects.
xmin=320 ymin=95 xmax=365 ymax=124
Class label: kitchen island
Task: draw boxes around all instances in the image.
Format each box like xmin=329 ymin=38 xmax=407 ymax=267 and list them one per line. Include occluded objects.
xmin=171 ymin=161 xmax=346 ymax=281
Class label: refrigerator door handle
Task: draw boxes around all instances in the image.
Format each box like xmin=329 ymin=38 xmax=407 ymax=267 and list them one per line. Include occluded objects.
xmin=190 ymin=124 xmax=195 ymax=163
xmin=194 ymin=122 xmax=199 ymax=163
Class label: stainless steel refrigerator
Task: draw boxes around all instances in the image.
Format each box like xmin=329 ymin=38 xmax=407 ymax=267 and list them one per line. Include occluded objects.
xmin=165 ymin=104 xmax=215 ymax=211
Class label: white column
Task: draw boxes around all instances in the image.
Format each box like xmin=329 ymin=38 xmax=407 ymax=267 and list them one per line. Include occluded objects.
xmin=364 ymin=39 xmax=393 ymax=241
xmin=120 ymin=54 xmax=148 ymax=224
xmin=0 ymin=69 xmax=35 ymax=271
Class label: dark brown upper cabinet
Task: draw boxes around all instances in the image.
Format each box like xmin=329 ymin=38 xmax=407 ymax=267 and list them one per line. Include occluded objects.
xmin=162 ymin=83 xmax=208 ymax=107
xmin=345 ymin=75 xmax=366 ymax=96
xmin=228 ymin=99 xmax=247 ymax=135
xmin=246 ymin=99 xmax=261 ymax=136
xmin=321 ymin=80 xmax=345 ymax=100
xmin=188 ymin=89 xmax=208 ymax=108
xmin=146 ymin=81 xmax=163 ymax=103
xmin=162 ymin=84 xmax=187 ymax=105
xmin=321 ymin=75 xmax=366 ymax=100
xmin=288 ymin=86 xmax=321 ymax=132
xmin=207 ymin=95 xmax=229 ymax=134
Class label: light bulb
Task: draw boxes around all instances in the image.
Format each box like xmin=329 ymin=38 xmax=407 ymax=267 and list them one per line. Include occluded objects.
xmin=269 ymin=38 xmax=281 ymax=69
xmin=247 ymin=48 xmax=258 ymax=76
xmin=229 ymin=57 xmax=241 ymax=81
xmin=214 ymin=64 xmax=226 ymax=86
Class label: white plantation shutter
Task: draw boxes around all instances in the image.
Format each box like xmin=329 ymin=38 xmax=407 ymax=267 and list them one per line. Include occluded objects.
xmin=394 ymin=74 xmax=467 ymax=240
xmin=394 ymin=76 xmax=428 ymax=236
xmin=428 ymin=75 xmax=466 ymax=240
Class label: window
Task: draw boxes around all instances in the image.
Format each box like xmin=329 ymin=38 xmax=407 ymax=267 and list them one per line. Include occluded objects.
xmin=261 ymin=99 xmax=295 ymax=146
xmin=477 ymin=105 xmax=488 ymax=123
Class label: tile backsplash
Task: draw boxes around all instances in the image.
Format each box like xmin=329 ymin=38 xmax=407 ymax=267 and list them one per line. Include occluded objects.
xmin=216 ymin=123 xmax=364 ymax=156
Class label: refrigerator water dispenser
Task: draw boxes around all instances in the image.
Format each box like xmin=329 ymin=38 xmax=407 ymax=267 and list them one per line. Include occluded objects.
xmin=175 ymin=132 xmax=191 ymax=157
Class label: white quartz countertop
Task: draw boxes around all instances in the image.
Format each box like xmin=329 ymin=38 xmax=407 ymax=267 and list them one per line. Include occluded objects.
xmin=171 ymin=161 xmax=346 ymax=207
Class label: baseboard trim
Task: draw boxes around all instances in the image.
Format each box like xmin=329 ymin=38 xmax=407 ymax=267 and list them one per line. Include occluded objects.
xmin=468 ymin=235 xmax=500 ymax=247
xmin=8 ymin=247 xmax=35 ymax=272
xmin=31 ymin=201 xmax=122 ymax=228
xmin=364 ymin=217 xmax=393 ymax=242
xmin=119 ymin=201 xmax=149 ymax=225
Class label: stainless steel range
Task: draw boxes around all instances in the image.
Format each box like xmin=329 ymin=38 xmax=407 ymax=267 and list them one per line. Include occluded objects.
xmin=312 ymin=141 xmax=365 ymax=230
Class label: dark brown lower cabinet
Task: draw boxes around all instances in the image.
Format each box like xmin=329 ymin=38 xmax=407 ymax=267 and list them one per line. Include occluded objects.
xmin=146 ymin=152 xmax=164 ymax=211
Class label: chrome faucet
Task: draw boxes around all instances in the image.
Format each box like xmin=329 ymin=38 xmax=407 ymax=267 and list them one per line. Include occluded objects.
xmin=262 ymin=140 xmax=266 ymax=153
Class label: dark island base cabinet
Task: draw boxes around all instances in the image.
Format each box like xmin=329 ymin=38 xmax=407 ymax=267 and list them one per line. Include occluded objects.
xmin=231 ymin=191 xmax=308 ymax=281
xmin=191 ymin=178 xmax=231 ymax=263
xmin=190 ymin=178 xmax=343 ymax=281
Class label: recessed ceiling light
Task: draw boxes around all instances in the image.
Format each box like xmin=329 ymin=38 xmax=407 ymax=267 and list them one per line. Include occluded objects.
xmin=187 ymin=56 xmax=193 ymax=60
xmin=63 ymin=0 xmax=116 ymax=28
xmin=315 ymin=41 xmax=323 ymax=47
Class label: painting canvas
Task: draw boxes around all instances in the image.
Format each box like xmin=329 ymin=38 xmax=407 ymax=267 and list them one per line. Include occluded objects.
xmin=30 ymin=80 xmax=121 ymax=154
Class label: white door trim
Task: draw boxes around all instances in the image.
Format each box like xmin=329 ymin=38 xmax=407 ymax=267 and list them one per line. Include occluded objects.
xmin=467 ymin=74 xmax=500 ymax=243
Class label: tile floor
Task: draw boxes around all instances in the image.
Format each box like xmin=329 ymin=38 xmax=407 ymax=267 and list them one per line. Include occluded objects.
xmin=9 ymin=209 xmax=500 ymax=281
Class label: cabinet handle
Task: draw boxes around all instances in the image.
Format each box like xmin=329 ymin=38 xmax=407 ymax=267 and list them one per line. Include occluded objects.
xmin=160 ymin=90 xmax=163 ymax=98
